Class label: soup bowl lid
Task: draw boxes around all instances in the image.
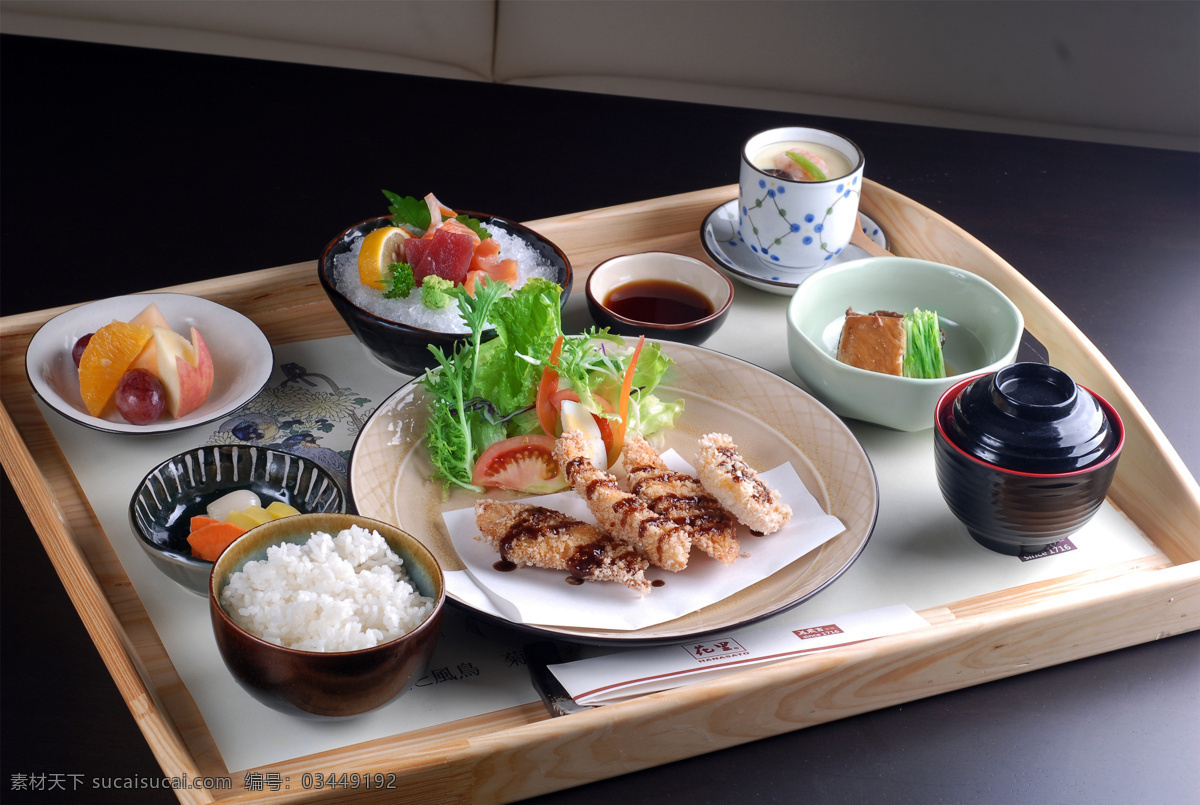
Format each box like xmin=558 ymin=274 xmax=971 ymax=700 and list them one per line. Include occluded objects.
xmin=940 ymin=363 xmax=1120 ymax=474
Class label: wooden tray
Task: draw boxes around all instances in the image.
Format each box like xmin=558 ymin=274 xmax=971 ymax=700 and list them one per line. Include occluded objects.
xmin=2 ymin=181 xmax=1197 ymax=804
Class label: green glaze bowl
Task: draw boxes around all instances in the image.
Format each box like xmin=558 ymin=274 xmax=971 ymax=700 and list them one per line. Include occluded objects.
xmin=786 ymin=257 xmax=1023 ymax=431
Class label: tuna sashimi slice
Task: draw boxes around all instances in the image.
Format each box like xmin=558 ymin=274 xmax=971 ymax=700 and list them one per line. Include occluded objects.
xmin=412 ymin=229 xmax=474 ymax=285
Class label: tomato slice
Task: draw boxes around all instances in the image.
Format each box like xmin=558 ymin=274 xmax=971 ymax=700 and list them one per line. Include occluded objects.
xmin=535 ymin=336 xmax=565 ymax=437
xmin=471 ymin=434 xmax=566 ymax=493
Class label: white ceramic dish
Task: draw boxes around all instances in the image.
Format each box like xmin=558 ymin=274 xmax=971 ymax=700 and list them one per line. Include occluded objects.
xmin=349 ymin=341 xmax=879 ymax=645
xmin=701 ymin=198 xmax=888 ymax=295
xmin=25 ymin=293 xmax=273 ymax=434
xmin=786 ymin=257 xmax=1024 ymax=432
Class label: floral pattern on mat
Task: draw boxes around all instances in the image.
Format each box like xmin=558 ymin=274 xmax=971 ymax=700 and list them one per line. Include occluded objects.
xmin=205 ymin=361 xmax=375 ymax=488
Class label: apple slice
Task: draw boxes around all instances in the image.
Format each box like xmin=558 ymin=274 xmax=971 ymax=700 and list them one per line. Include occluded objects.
xmin=174 ymin=327 xmax=215 ymax=418
xmin=146 ymin=325 xmax=215 ymax=418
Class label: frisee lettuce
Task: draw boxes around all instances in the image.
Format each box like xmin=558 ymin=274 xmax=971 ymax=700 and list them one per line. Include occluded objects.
xmin=421 ymin=278 xmax=510 ymax=491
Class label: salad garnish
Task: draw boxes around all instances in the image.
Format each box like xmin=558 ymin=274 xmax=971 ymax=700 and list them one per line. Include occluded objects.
xmin=419 ymin=278 xmax=683 ymax=493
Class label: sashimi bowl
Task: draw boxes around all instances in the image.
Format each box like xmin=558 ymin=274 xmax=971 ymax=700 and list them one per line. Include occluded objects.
xmin=320 ymin=213 xmax=572 ymax=375
xmin=210 ymin=513 xmax=445 ymax=718
xmin=129 ymin=445 xmax=346 ymax=596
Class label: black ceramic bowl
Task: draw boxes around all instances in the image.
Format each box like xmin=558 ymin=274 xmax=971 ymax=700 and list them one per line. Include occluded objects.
xmin=129 ymin=445 xmax=346 ymax=595
xmin=319 ymin=214 xmax=572 ymax=375
xmin=210 ymin=513 xmax=444 ymax=718
xmin=585 ymin=251 xmax=734 ymax=345
xmin=933 ymin=364 xmax=1124 ymax=555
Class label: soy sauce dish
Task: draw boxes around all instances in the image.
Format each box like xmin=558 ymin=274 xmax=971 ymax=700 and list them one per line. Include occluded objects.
xmin=585 ymin=252 xmax=734 ymax=345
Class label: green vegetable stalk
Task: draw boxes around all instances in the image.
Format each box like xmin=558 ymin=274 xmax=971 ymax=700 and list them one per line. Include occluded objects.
xmin=903 ymin=308 xmax=946 ymax=379
xmin=785 ymin=151 xmax=827 ymax=181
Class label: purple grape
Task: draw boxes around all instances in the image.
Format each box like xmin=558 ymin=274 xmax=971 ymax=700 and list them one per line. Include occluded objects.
xmin=115 ymin=369 xmax=166 ymax=425
xmin=72 ymin=333 xmax=94 ymax=367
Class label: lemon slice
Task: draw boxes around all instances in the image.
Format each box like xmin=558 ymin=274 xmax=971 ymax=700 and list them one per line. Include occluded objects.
xmin=357 ymin=226 xmax=411 ymax=290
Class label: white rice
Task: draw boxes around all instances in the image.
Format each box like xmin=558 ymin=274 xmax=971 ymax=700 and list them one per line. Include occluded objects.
xmin=220 ymin=525 xmax=435 ymax=652
xmin=331 ymin=222 xmax=559 ymax=334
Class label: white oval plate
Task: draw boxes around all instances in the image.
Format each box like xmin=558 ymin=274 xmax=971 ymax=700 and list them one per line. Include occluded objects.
xmin=701 ymin=198 xmax=888 ymax=295
xmin=25 ymin=293 xmax=274 ymax=434
xmin=349 ymin=341 xmax=879 ymax=645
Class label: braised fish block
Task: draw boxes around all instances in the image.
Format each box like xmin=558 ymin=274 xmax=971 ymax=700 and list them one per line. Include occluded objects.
xmin=836 ymin=309 xmax=905 ymax=376
xmin=695 ymin=433 xmax=792 ymax=535
xmin=475 ymin=499 xmax=650 ymax=593
xmin=555 ymin=429 xmax=692 ymax=572
xmin=623 ymin=434 xmax=740 ymax=565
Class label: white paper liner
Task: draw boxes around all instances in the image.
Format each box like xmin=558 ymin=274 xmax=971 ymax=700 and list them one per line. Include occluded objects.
xmin=549 ymin=604 xmax=931 ymax=705
xmin=443 ymin=450 xmax=847 ymax=631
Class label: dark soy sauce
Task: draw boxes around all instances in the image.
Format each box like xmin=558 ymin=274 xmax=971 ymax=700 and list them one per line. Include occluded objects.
xmin=604 ymin=280 xmax=714 ymax=324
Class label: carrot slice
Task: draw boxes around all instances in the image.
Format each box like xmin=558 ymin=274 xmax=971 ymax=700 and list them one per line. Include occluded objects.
xmin=536 ymin=335 xmax=566 ymax=437
xmin=187 ymin=521 xmax=248 ymax=562
xmin=190 ymin=515 xmax=221 ymax=532
xmin=609 ymin=335 xmax=645 ymax=465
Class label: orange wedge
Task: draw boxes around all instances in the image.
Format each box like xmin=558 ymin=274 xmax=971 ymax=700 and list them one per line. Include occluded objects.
xmin=357 ymin=226 xmax=411 ymax=290
xmin=77 ymin=321 xmax=155 ymax=416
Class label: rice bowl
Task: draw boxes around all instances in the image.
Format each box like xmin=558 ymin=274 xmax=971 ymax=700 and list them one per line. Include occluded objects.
xmin=209 ymin=513 xmax=445 ymax=717
xmin=220 ymin=524 xmax=435 ymax=652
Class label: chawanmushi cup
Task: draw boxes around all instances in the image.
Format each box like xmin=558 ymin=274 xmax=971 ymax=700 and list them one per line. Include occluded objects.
xmin=933 ymin=363 xmax=1124 ymax=556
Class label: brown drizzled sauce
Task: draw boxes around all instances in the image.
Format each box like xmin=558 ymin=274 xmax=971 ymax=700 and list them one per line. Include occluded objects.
xmin=567 ymin=457 xmax=673 ymax=545
xmin=628 ymin=466 xmax=737 ymax=540
xmin=495 ymin=503 xmax=640 ymax=582
xmin=715 ymin=446 xmax=774 ymax=504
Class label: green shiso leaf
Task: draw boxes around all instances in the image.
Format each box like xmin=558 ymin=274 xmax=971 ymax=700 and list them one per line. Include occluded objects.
xmin=455 ymin=214 xmax=491 ymax=241
xmin=382 ymin=190 xmax=431 ymax=234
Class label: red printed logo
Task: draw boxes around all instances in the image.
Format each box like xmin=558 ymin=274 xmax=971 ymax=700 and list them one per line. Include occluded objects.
xmin=793 ymin=624 xmax=844 ymax=640
xmin=683 ymin=638 xmax=749 ymax=663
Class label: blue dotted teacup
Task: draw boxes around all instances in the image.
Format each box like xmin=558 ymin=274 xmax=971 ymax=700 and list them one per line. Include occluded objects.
xmin=738 ymin=127 xmax=865 ymax=269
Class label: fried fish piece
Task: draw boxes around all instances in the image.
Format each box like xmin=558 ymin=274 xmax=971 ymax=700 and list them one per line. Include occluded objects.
xmin=475 ymin=499 xmax=650 ymax=593
xmin=623 ymin=434 xmax=740 ymax=565
xmin=695 ymin=432 xmax=792 ymax=535
xmin=555 ymin=429 xmax=692 ymax=572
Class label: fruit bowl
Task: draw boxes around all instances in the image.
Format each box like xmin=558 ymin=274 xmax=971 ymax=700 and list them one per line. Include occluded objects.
xmin=24 ymin=293 xmax=274 ymax=434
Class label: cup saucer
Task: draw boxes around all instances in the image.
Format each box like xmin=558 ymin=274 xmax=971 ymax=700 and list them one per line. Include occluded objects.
xmin=700 ymin=199 xmax=888 ymax=296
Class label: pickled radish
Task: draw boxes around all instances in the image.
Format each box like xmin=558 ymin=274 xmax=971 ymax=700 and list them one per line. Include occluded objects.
xmin=206 ymin=489 xmax=261 ymax=522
